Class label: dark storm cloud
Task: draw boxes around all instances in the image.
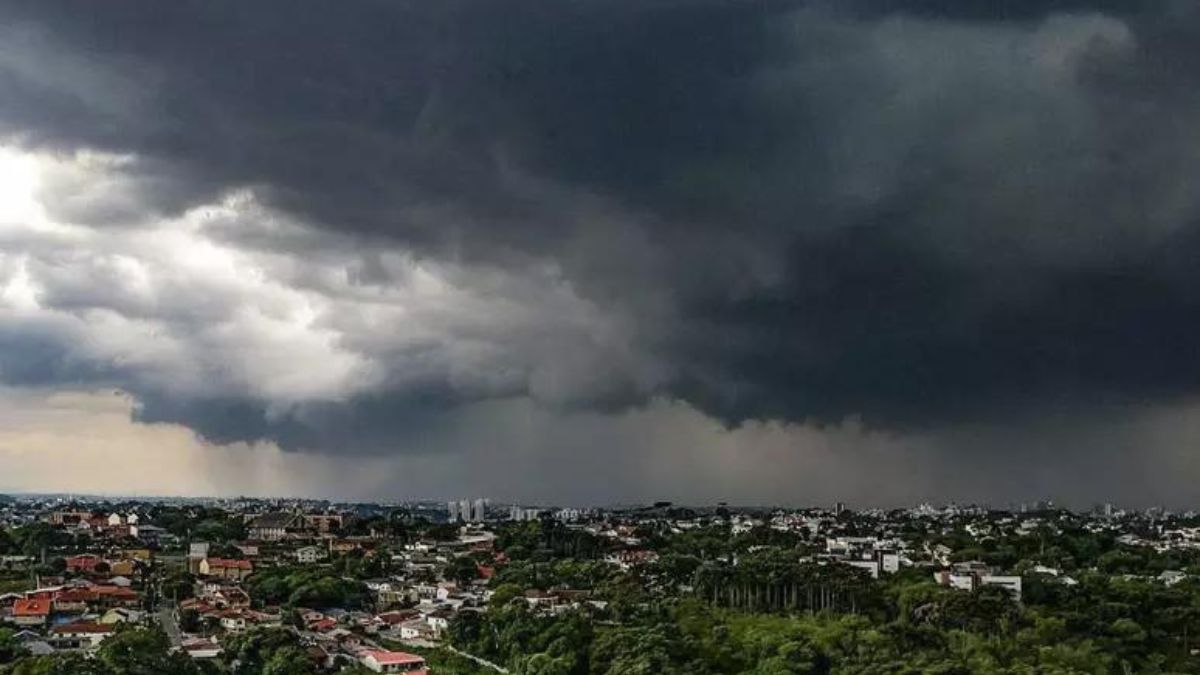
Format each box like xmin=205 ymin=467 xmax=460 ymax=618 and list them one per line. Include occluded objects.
xmin=3 ymin=0 xmax=1200 ymax=450
xmin=131 ymin=390 xmax=464 ymax=454
xmin=838 ymin=0 xmax=1166 ymax=21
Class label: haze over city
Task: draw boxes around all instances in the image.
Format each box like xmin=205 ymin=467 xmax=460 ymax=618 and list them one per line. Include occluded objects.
xmin=3 ymin=0 xmax=1200 ymax=508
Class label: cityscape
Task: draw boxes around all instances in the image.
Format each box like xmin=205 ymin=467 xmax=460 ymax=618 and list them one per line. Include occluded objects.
xmin=5 ymin=0 xmax=1200 ymax=673
xmin=4 ymin=494 xmax=1200 ymax=673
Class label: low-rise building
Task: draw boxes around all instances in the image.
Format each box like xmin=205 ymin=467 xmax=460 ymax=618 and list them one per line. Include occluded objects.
xmin=199 ymin=558 xmax=253 ymax=582
xmin=360 ymin=650 xmax=428 ymax=674
xmin=9 ymin=598 xmax=50 ymax=627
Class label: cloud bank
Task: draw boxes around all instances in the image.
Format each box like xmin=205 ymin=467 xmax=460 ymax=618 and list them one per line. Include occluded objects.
xmin=1 ymin=0 xmax=1200 ymax=503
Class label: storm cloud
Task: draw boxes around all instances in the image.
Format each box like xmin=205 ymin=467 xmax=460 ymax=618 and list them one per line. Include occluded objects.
xmin=2 ymin=0 xmax=1200 ymax=498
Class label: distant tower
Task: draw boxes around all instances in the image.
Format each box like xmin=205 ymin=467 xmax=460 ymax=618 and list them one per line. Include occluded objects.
xmin=472 ymin=499 xmax=486 ymax=522
xmin=835 ymin=502 xmax=846 ymax=516
xmin=447 ymin=502 xmax=460 ymax=523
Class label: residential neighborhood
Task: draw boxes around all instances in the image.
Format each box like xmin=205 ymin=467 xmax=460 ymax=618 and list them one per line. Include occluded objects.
xmin=4 ymin=495 xmax=1200 ymax=673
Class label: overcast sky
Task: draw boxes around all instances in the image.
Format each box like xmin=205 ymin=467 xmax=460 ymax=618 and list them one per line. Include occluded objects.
xmin=2 ymin=0 xmax=1200 ymax=507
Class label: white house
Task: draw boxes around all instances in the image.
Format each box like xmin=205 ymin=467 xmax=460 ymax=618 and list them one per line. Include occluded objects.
xmin=219 ymin=612 xmax=248 ymax=632
xmin=296 ymin=546 xmax=326 ymax=564
xmin=49 ymin=621 xmax=115 ymax=650
xmin=980 ymin=575 xmax=1023 ymax=601
xmin=424 ymin=610 xmax=452 ymax=635
xmin=844 ymin=560 xmax=880 ymax=579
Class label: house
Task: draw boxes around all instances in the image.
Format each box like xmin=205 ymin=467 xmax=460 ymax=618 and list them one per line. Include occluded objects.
xmin=843 ymin=560 xmax=881 ymax=579
xmin=181 ymin=637 xmax=222 ymax=660
xmin=300 ymin=610 xmax=326 ymax=624
xmin=235 ymin=544 xmax=260 ymax=557
xmin=52 ymin=588 xmax=94 ymax=613
xmin=360 ymin=650 xmax=428 ymax=674
xmin=378 ymin=610 xmax=414 ymax=622
xmin=12 ymin=631 xmax=53 ymax=657
xmin=424 ymin=609 xmax=453 ymax=635
xmin=65 ymin=554 xmax=102 ymax=574
xmin=217 ymin=610 xmax=248 ymax=633
xmin=295 ymin=546 xmax=326 ymax=564
xmin=308 ymin=617 xmax=338 ymax=633
xmin=398 ymin=619 xmax=436 ymax=641
xmin=131 ymin=524 xmax=167 ymax=545
xmin=123 ymin=548 xmax=152 ymax=562
xmin=934 ymin=567 xmax=1023 ymax=601
xmin=188 ymin=543 xmax=211 ymax=574
xmin=199 ymin=558 xmax=253 ymax=582
xmin=604 ymin=549 xmax=659 ymax=570
xmin=107 ymin=560 xmax=137 ymax=577
xmin=247 ymin=512 xmax=306 ymax=541
xmin=210 ymin=587 xmax=251 ymax=608
xmin=1160 ymin=570 xmax=1188 ymax=586
xmin=524 ymin=589 xmax=557 ymax=608
xmin=49 ymin=621 xmax=115 ymax=649
xmin=46 ymin=510 xmax=91 ymax=526
xmin=10 ymin=598 xmax=51 ymax=627
xmin=0 ymin=593 xmax=23 ymax=611
xmin=303 ymin=513 xmax=353 ymax=535
xmin=980 ymin=575 xmax=1023 ymax=601
xmin=93 ymin=585 xmax=140 ymax=608
xmin=100 ymin=607 xmax=143 ymax=624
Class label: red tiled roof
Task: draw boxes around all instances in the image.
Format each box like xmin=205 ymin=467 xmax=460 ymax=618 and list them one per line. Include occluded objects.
xmin=13 ymin=599 xmax=51 ymax=617
xmin=54 ymin=589 xmax=97 ymax=603
xmin=206 ymin=558 xmax=252 ymax=570
xmin=309 ymin=618 xmax=337 ymax=631
xmin=376 ymin=611 xmax=417 ymax=625
xmin=94 ymin=586 xmax=138 ymax=600
xmin=65 ymin=554 xmax=102 ymax=569
xmin=365 ymin=650 xmax=425 ymax=666
xmin=51 ymin=621 xmax=115 ymax=634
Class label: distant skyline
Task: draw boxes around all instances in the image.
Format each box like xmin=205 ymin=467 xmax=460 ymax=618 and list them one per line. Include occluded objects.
xmin=4 ymin=1 xmax=1200 ymax=506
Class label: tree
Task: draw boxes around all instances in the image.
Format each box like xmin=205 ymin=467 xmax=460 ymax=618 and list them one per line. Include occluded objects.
xmin=225 ymin=628 xmax=314 ymax=675
xmin=517 ymin=653 xmax=576 ymax=675
xmin=0 ymin=628 xmax=29 ymax=664
xmin=261 ymin=647 xmax=320 ymax=675
xmin=178 ymin=608 xmax=202 ymax=633
xmin=5 ymin=653 xmax=112 ymax=675
xmin=95 ymin=627 xmax=201 ymax=674
xmin=446 ymin=555 xmax=480 ymax=586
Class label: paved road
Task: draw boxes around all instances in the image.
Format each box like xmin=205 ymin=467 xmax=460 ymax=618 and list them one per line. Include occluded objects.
xmin=445 ymin=645 xmax=509 ymax=673
xmin=157 ymin=608 xmax=183 ymax=648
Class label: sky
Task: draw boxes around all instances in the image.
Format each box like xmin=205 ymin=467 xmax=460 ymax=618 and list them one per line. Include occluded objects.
xmin=2 ymin=0 xmax=1200 ymax=507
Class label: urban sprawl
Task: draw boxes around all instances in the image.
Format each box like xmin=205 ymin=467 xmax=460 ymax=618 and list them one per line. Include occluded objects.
xmin=1 ymin=496 xmax=1200 ymax=673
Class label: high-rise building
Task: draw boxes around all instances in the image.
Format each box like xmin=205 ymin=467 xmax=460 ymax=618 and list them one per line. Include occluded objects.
xmin=509 ymin=506 xmax=542 ymax=521
xmin=447 ymin=501 xmax=460 ymax=523
xmin=472 ymin=498 xmax=487 ymax=522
